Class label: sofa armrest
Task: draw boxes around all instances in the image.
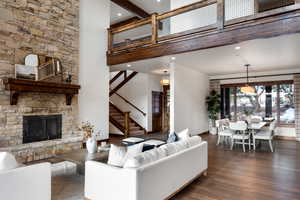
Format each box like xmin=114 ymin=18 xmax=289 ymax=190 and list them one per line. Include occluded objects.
xmin=85 ymin=161 xmax=138 ymax=200
xmin=0 ymin=162 xmax=51 ymax=200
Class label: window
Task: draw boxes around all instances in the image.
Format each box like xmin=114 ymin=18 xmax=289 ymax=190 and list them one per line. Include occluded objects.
xmin=279 ymin=84 xmax=295 ymax=124
xmin=221 ymin=81 xmax=294 ymax=126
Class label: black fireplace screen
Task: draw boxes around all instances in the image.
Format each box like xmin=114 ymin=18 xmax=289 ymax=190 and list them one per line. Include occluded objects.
xmin=23 ymin=115 xmax=62 ymax=144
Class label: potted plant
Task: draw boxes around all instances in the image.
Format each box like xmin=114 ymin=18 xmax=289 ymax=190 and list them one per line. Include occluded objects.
xmin=79 ymin=121 xmax=97 ymax=154
xmin=206 ymin=90 xmax=221 ymax=135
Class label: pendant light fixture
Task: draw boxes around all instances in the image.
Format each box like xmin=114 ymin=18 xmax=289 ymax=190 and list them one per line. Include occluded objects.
xmin=160 ymin=70 xmax=170 ymax=86
xmin=241 ymin=64 xmax=255 ymax=94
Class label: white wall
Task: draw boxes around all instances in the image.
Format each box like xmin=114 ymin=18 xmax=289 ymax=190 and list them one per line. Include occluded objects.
xmin=79 ymin=0 xmax=110 ymax=140
xmin=110 ymin=72 xmax=162 ymax=134
xmin=170 ymin=63 xmax=209 ymax=136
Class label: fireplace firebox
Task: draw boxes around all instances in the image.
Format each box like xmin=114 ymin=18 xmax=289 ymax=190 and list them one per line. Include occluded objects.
xmin=23 ymin=115 xmax=62 ymax=144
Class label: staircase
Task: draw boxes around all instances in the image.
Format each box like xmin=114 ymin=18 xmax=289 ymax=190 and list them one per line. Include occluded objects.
xmin=109 ymin=71 xmax=146 ymax=137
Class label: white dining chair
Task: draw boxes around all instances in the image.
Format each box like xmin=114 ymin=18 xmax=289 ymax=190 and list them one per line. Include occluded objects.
xmin=253 ymin=121 xmax=277 ymax=152
xmin=230 ymin=121 xmax=250 ymax=152
xmin=216 ymin=119 xmax=233 ymax=146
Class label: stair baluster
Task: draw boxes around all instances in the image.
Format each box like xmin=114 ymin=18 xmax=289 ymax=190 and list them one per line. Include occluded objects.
xmin=124 ymin=111 xmax=130 ymax=138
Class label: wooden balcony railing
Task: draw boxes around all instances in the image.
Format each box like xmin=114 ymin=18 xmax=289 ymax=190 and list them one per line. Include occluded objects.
xmin=107 ymin=0 xmax=300 ymax=58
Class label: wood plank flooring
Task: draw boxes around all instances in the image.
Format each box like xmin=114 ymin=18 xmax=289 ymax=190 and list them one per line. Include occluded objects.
xmin=172 ymin=134 xmax=300 ymax=200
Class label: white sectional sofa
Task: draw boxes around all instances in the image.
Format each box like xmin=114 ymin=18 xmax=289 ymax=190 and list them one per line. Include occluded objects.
xmin=0 ymin=162 xmax=51 ymax=200
xmin=85 ymin=139 xmax=208 ymax=200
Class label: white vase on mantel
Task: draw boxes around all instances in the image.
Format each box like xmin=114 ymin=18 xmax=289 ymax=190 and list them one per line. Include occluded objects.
xmin=86 ymin=137 xmax=97 ymax=154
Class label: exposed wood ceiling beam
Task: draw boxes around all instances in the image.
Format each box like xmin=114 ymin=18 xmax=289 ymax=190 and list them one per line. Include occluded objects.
xmin=107 ymin=14 xmax=300 ymax=65
xmin=110 ymin=16 xmax=140 ymax=29
xmin=111 ymin=0 xmax=150 ymax=18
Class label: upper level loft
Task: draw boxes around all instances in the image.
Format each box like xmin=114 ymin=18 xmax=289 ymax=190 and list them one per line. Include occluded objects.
xmin=107 ymin=0 xmax=300 ymax=65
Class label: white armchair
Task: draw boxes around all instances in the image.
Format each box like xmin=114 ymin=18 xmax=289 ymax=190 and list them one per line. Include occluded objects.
xmin=253 ymin=121 xmax=276 ymax=152
xmin=0 ymin=162 xmax=51 ymax=200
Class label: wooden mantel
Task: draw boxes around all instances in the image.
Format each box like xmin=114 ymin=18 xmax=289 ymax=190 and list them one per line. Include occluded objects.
xmin=4 ymin=78 xmax=81 ymax=105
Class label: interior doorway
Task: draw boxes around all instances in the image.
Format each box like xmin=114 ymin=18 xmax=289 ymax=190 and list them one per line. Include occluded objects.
xmin=162 ymin=85 xmax=170 ymax=133
xmin=152 ymin=91 xmax=163 ymax=132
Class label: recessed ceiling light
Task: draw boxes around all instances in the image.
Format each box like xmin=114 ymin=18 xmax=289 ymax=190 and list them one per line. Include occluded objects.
xmin=127 ymin=64 xmax=131 ymax=67
xmin=171 ymin=57 xmax=176 ymax=60
xmin=117 ymin=13 xmax=122 ymax=17
xmin=235 ymin=46 xmax=241 ymax=50
xmin=157 ymin=0 xmax=161 ymax=2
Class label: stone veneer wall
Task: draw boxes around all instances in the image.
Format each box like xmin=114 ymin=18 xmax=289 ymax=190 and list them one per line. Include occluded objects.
xmin=209 ymin=80 xmax=221 ymax=93
xmin=0 ymin=0 xmax=82 ymax=162
xmin=295 ymin=75 xmax=300 ymax=141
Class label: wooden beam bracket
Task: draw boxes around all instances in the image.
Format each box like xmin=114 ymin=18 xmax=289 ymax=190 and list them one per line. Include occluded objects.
xmin=66 ymin=94 xmax=74 ymax=106
xmin=10 ymin=91 xmax=19 ymax=105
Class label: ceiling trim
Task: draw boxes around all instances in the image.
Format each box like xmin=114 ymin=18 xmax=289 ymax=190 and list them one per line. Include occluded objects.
xmin=110 ymin=16 xmax=140 ymax=29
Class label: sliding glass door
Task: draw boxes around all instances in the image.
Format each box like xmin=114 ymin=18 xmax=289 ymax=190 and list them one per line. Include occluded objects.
xmin=221 ymin=81 xmax=295 ymax=126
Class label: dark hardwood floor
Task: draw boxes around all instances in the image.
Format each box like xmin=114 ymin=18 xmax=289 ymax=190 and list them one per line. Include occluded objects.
xmin=172 ymin=134 xmax=300 ymax=200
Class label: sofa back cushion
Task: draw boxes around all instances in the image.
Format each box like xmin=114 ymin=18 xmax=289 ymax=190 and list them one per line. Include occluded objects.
xmin=123 ymin=146 xmax=169 ymax=168
xmin=0 ymin=152 xmax=19 ymax=172
xmin=186 ymin=136 xmax=202 ymax=147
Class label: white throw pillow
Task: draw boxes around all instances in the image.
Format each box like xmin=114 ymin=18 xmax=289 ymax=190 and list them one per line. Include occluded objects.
xmin=107 ymin=145 xmax=127 ymax=167
xmin=125 ymin=143 xmax=144 ymax=160
xmin=177 ymin=128 xmax=190 ymax=140
xmin=0 ymin=152 xmax=19 ymax=171
xmin=186 ymin=136 xmax=202 ymax=147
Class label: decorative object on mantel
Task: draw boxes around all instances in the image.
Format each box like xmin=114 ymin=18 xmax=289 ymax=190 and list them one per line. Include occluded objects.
xmin=66 ymin=72 xmax=72 ymax=83
xmin=206 ymin=90 xmax=221 ymax=135
xmin=79 ymin=121 xmax=98 ymax=154
xmin=3 ymin=78 xmax=80 ymax=105
xmin=15 ymin=54 xmax=63 ymax=82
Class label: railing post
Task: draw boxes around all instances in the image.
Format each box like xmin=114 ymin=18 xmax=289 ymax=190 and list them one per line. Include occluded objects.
xmin=217 ymin=0 xmax=225 ymax=29
xmin=254 ymin=0 xmax=259 ymax=14
xmin=124 ymin=111 xmax=130 ymax=138
xmin=107 ymin=28 xmax=113 ymax=54
xmin=151 ymin=13 xmax=158 ymax=44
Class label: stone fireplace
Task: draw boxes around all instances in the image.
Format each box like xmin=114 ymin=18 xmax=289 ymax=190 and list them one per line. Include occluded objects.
xmin=0 ymin=0 xmax=82 ymax=162
xmin=0 ymin=93 xmax=83 ymax=163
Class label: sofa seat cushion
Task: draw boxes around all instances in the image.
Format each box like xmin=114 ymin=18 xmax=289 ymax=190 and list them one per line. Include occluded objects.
xmin=0 ymin=152 xmax=19 ymax=171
